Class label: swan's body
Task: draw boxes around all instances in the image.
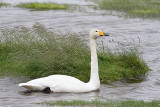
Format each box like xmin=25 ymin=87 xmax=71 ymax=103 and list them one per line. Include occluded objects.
xmin=19 ymin=29 xmax=109 ymax=93
xmin=19 ymin=75 xmax=98 ymax=92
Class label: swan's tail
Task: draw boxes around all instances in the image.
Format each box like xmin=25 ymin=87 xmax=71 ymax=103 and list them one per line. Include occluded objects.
xmin=18 ymin=83 xmax=44 ymax=91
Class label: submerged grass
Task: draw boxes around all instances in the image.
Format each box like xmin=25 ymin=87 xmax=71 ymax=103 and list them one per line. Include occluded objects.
xmin=44 ymin=99 xmax=160 ymax=107
xmin=0 ymin=23 xmax=149 ymax=83
xmin=96 ymin=0 xmax=160 ymax=19
xmin=16 ymin=2 xmax=68 ymax=10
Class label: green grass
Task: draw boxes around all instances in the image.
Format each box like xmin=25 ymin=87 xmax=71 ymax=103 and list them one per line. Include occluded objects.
xmin=0 ymin=2 xmax=9 ymax=7
xmin=0 ymin=23 xmax=149 ymax=83
xmin=98 ymin=51 xmax=149 ymax=83
xmin=43 ymin=100 xmax=160 ymax=107
xmin=96 ymin=0 xmax=160 ymax=19
xmin=16 ymin=2 xmax=68 ymax=10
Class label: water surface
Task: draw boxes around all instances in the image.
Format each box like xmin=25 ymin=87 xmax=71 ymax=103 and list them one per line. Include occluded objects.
xmin=0 ymin=0 xmax=160 ymax=106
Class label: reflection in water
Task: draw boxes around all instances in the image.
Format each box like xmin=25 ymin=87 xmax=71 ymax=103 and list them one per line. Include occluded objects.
xmin=0 ymin=0 xmax=160 ymax=106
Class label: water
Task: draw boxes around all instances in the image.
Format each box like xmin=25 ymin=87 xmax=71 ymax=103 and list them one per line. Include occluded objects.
xmin=0 ymin=0 xmax=160 ymax=106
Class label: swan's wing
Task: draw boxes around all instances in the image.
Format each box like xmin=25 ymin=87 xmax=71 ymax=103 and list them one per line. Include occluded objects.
xmin=18 ymin=75 xmax=63 ymax=91
xmin=18 ymin=75 xmax=86 ymax=92
xmin=18 ymin=83 xmax=45 ymax=90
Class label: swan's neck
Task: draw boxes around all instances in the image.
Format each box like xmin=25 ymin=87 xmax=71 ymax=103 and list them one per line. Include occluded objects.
xmin=89 ymin=37 xmax=100 ymax=88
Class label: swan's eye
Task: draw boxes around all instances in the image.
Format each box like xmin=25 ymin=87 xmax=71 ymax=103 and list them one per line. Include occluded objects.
xmin=96 ymin=31 xmax=98 ymax=32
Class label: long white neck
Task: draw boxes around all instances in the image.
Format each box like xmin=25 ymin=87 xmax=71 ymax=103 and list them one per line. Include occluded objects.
xmin=89 ymin=37 xmax=100 ymax=88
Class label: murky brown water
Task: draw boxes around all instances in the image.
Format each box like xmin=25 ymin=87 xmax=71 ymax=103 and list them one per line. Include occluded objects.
xmin=0 ymin=0 xmax=160 ymax=106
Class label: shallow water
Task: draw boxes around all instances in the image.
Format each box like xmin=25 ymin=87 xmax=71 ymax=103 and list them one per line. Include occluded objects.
xmin=0 ymin=0 xmax=160 ymax=106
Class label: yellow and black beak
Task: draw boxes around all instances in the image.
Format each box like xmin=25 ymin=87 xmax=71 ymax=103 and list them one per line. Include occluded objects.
xmin=98 ymin=31 xmax=109 ymax=36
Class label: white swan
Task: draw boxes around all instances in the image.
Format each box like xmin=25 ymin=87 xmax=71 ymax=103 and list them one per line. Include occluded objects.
xmin=18 ymin=29 xmax=109 ymax=93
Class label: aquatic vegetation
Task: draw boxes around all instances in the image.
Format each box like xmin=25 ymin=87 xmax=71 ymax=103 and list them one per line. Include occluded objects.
xmin=96 ymin=0 xmax=160 ymax=19
xmin=98 ymin=51 xmax=149 ymax=83
xmin=0 ymin=2 xmax=9 ymax=7
xmin=0 ymin=23 xmax=149 ymax=83
xmin=43 ymin=99 xmax=160 ymax=107
xmin=16 ymin=2 xmax=68 ymax=10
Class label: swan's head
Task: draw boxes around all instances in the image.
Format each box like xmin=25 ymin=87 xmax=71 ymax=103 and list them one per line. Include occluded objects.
xmin=89 ymin=29 xmax=109 ymax=39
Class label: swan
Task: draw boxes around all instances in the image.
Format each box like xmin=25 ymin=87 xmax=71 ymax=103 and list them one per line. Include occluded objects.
xmin=18 ymin=29 xmax=109 ymax=93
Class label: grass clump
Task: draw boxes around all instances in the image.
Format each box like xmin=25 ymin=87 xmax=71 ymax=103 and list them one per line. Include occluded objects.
xmin=16 ymin=2 xmax=68 ymax=10
xmin=43 ymin=100 xmax=160 ymax=107
xmin=0 ymin=2 xmax=9 ymax=7
xmin=0 ymin=23 xmax=149 ymax=83
xmin=98 ymin=52 xmax=149 ymax=83
xmin=96 ymin=0 xmax=160 ymax=19
xmin=0 ymin=23 xmax=90 ymax=79
xmin=98 ymin=40 xmax=150 ymax=83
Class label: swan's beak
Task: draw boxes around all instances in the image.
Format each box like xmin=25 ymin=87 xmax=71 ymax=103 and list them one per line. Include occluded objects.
xmin=98 ymin=31 xmax=109 ymax=36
